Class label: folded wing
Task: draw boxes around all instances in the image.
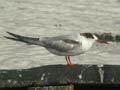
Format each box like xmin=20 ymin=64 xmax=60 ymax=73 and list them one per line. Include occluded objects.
xmin=42 ymin=36 xmax=81 ymax=51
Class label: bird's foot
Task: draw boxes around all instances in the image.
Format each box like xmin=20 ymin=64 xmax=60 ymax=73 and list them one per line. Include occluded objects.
xmin=67 ymin=64 xmax=77 ymax=66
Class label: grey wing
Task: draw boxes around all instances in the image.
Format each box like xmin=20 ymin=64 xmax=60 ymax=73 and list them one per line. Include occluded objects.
xmin=42 ymin=35 xmax=81 ymax=51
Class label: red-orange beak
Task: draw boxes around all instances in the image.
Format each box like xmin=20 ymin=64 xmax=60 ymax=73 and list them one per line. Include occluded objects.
xmin=96 ymin=40 xmax=108 ymax=44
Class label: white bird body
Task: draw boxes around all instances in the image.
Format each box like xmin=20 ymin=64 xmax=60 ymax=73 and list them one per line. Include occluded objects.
xmin=43 ymin=33 xmax=95 ymax=56
xmin=5 ymin=32 xmax=106 ymax=66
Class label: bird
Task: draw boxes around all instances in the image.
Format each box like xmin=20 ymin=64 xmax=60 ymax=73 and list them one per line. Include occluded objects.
xmin=4 ymin=32 xmax=107 ymax=66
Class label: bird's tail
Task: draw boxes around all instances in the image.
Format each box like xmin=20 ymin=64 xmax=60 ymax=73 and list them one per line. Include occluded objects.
xmin=4 ymin=32 xmax=43 ymax=45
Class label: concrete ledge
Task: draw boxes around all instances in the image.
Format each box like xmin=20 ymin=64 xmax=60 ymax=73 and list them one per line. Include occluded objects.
xmin=0 ymin=65 xmax=101 ymax=88
xmin=28 ymin=85 xmax=74 ymax=90
xmin=0 ymin=64 xmax=120 ymax=88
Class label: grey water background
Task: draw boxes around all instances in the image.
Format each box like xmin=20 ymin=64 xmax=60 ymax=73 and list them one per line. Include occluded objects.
xmin=0 ymin=0 xmax=120 ymax=69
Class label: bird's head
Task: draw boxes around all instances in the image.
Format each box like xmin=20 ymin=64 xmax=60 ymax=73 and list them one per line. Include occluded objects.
xmin=80 ymin=33 xmax=108 ymax=44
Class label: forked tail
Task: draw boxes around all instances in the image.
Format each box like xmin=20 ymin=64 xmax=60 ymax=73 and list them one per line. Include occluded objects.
xmin=4 ymin=32 xmax=42 ymax=45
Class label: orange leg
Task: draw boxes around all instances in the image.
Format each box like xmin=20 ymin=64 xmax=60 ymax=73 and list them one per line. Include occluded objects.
xmin=65 ymin=56 xmax=69 ymax=65
xmin=65 ymin=56 xmax=77 ymax=66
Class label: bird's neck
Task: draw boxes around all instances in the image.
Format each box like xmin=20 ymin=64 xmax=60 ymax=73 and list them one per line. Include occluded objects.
xmin=81 ymin=37 xmax=95 ymax=51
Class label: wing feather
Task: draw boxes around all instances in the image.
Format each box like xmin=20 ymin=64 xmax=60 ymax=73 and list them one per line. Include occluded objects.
xmin=42 ymin=38 xmax=81 ymax=51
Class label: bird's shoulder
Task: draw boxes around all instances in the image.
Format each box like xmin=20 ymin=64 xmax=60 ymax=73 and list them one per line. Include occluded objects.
xmin=52 ymin=33 xmax=82 ymax=43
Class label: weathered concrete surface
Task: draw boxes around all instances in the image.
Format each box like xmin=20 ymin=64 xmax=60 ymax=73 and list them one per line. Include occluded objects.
xmin=0 ymin=65 xmax=101 ymax=88
xmin=104 ymin=65 xmax=120 ymax=83
xmin=28 ymin=85 xmax=74 ymax=90
xmin=0 ymin=64 xmax=120 ymax=88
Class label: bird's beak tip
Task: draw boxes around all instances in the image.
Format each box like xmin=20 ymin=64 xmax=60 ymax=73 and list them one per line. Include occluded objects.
xmin=96 ymin=39 xmax=108 ymax=44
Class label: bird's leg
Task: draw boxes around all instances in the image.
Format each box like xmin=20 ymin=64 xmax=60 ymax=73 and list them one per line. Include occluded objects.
xmin=68 ymin=56 xmax=77 ymax=66
xmin=67 ymin=56 xmax=72 ymax=64
xmin=65 ymin=56 xmax=77 ymax=66
xmin=65 ymin=56 xmax=70 ymax=65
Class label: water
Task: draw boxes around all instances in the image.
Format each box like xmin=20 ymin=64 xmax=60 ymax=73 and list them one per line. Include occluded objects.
xmin=0 ymin=0 xmax=120 ymax=69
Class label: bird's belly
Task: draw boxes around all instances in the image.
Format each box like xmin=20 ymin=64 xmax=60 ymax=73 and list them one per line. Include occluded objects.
xmin=46 ymin=48 xmax=85 ymax=56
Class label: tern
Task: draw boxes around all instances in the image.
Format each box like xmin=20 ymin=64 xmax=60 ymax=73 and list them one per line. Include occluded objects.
xmin=4 ymin=32 xmax=107 ymax=66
